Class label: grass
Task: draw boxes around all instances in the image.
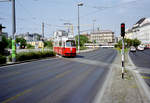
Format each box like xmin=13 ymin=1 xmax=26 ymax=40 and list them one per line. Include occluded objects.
xmin=115 ymin=48 xmax=129 ymax=54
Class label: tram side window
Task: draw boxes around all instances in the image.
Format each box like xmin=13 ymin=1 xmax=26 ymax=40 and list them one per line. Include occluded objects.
xmin=59 ymin=41 xmax=62 ymax=47
xmin=63 ymin=42 xmax=65 ymax=47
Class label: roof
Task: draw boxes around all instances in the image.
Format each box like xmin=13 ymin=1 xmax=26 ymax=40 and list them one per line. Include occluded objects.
xmin=136 ymin=17 xmax=146 ymax=25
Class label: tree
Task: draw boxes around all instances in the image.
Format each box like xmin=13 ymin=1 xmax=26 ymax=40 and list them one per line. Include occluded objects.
xmin=115 ymin=38 xmax=141 ymax=48
xmin=132 ymin=38 xmax=141 ymax=47
xmin=0 ymin=35 xmax=8 ymax=54
xmin=16 ymin=37 xmax=27 ymax=49
xmin=7 ymin=38 xmax=12 ymax=49
xmin=44 ymin=40 xmax=53 ymax=48
xmin=75 ymin=35 xmax=89 ymax=47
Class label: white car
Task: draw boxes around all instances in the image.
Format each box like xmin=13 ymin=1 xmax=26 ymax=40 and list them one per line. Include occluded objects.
xmin=137 ymin=45 xmax=145 ymax=51
xmin=130 ymin=46 xmax=136 ymax=52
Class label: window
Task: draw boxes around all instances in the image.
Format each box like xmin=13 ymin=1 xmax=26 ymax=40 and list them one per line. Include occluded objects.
xmin=66 ymin=40 xmax=76 ymax=47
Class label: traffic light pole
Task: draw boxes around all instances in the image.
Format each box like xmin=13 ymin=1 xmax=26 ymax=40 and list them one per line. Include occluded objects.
xmin=121 ymin=23 xmax=125 ymax=79
xmin=122 ymin=36 xmax=125 ymax=79
xmin=12 ymin=0 xmax=16 ymax=62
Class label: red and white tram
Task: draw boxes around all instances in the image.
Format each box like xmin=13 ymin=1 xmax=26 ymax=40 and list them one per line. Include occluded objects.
xmin=53 ymin=30 xmax=76 ymax=57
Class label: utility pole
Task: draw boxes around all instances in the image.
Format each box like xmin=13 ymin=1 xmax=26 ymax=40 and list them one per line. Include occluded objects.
xmin=93 ymin=19 xmax=96 ymax=33
xmin=12 ymin=0 xmax=16 ymax=62
xmin=42 ymin=22 xmax=44 ymax=39
xmin=42 ymin=22 xmax=44 ymax=51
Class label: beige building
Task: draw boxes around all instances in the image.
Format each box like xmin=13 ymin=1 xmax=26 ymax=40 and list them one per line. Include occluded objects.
xmin=90 ymin=30 xmax=115 ymax=45
xmin=27 ymin=41 xmax=44 ymax=48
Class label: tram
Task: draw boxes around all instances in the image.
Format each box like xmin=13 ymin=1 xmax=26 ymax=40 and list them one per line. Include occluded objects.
xmin=53 ymin=30 xmax=76 ymax=57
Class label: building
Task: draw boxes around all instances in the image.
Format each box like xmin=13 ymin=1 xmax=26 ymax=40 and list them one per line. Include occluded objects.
xmin=28 ymin=41 xmax=44 ymax=48
xmin=125 ymin=17 xmax=150 ymax=48
xmin=16 ymin=32 xmax=42 ymax=42
xmin=90 ymin=30 xmax=115 ymax=45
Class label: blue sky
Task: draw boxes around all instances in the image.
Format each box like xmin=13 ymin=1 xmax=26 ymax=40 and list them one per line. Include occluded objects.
xmin=0 ymin=0 xmax=150 ymax=37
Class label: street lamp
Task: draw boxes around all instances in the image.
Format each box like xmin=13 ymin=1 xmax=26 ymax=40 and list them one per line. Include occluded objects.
xmin=77 ymin=2 xmax=83 ymax=53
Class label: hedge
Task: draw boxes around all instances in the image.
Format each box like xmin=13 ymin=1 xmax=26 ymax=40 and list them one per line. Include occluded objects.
xmin=0 ymin=55 xmax=6 ymax=64
xmin=9 ymin=51 xmax=56 ymax=62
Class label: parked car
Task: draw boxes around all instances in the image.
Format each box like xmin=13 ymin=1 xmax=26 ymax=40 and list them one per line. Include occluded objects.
xmin=137 ymin=45 xmax=145 ymax=51
xmin=130 ymin=46 xmax=136 ymax=52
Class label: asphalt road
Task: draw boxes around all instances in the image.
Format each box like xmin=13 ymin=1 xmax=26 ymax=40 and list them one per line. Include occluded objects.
xmin=0 ymin=48 xmax=117 ymax=103
xmin=129 ymin=49 xmax=150 ymax=87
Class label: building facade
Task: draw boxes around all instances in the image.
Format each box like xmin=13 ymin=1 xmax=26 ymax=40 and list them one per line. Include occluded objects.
xmin=90 ymin=30 xmax=115 ymax=45
xmin=125 ymin=18 xmax=150 ymax=48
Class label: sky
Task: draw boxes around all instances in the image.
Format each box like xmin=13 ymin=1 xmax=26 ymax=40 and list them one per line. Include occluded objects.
xmin=0 ymin=0 xmax=150 ymax=38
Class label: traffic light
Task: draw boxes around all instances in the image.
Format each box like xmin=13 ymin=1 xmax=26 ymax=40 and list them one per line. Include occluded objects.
xmin=0 ymin=24 xmax=6 ymax=33
xmin=121 ymin=23 xmax=125 ymax=37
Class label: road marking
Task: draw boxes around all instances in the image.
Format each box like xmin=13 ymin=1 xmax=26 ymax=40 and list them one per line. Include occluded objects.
xmin=2 ymin=69 xmax=72 ymax=103
xmin=52 ymin=69 xmax=73 ymax=80
xmin=2 ymin=89 xmax=32 ymax=103
xmin=141 ymin=76 xmax=150 ymax=79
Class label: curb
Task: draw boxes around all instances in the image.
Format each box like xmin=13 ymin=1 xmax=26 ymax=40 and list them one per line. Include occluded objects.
xmin=93 ymin=50 xmax=118 ymax=103
xmin=127 ymin=51 xmax=150 ymax=102
xmin=0 ymin=56 xmax=56 ymax=67
xmin=0 ymin=48 xmax=97 ymax=67
xmin=77 ymin=48 xmax=98 ymax=54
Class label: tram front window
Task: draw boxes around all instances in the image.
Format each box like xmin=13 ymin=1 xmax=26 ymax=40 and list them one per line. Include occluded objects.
xmin=66 ymin=41 xmax=76 ymax=47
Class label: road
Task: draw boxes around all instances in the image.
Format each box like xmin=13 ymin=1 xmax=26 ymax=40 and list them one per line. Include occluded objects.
xmin=129 ymin=49 xmax=150 ymax=87
xmin=0 ymin=48 xmax=117 ymax=103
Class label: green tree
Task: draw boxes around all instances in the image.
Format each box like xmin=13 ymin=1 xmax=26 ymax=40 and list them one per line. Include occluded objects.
xmin=132 ymin=38 xmax=141 ymax=47
xmin=0 ymin=35 xmax=8 ymax=54
xmin=7 ymin=38 xmax=12 ymax=49
xmin=16 ymin=37 xmax=27 ymax=49
xmin=116 ymin=38 xmax=141 ymax=48
xmin=75 ymin=35 xmax=89 ymax=47
xmin=44 ymin=40 xmax=53 ymax=48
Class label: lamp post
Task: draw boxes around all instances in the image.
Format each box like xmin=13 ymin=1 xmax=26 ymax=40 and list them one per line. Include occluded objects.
xmin=77 ymin=2 xmax=83 ymax=53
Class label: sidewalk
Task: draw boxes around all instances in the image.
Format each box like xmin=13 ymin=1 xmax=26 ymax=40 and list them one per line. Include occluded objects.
xmin=100 ymin=51 xmax=150 ymax=103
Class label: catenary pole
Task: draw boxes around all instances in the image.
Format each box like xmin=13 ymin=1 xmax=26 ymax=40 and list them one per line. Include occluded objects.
xmin=12 ymin=0 xmax=16 ymax=62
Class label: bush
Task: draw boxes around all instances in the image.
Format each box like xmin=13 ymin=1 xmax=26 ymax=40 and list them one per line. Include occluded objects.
xmin=9 ymin=51 xmax=56 ymax=62
xmin=0 ymin=36 xmax=9 ymax=55
xmin=0 ymin=55 xmax=6 ymax=64
xmin=26 ymin=44 xmax=34 ymax=49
